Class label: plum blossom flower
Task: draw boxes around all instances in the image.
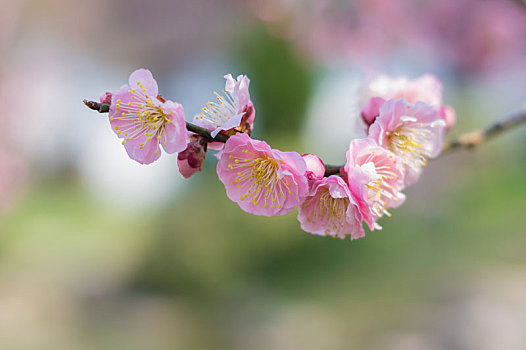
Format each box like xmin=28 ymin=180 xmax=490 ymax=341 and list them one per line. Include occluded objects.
xmin=108 ymin=69 xmax=187 ymax=165
xmin=369 ymin=99 xmax=446 ymax=185
xmin=297 ymin=176 xmax=364 ymax=240
xmin=344 ymin=138 xmax=405 ymax=230
xmin=366 ymin=74 xmax=456 ymax=129
xmin=217 ymin=133 xmax=308 ymax=216
xmin=367 ymin=74 xmax=443 ymax=107
xmin=194 ymin=74 xmax=255 ymax=138
xmin=177 ymin=134 xmax=207 ymax=178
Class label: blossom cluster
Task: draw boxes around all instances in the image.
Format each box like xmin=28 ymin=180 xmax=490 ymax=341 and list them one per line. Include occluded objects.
xmin=99 ymin=69 xmax=455 ymax=240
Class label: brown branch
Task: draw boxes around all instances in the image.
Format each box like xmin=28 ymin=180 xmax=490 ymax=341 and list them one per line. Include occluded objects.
xmin=83 ymin=99 xmax=109 ymax=113
xmin=83 ymin=100 xmax=229 ymax=143
xmin=84 ymin=100 xmax=526 ymax=176
xmin=323 ymin=165 xmax=343 ymax=177
xmin=185 ymin=123 xmax=229 ymax=143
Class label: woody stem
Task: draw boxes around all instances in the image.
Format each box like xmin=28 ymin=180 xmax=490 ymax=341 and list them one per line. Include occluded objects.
xmin=83 ymin=100 xmax=228 ymax=143
xmin=83 ymin=100 xmax=526 ymax=176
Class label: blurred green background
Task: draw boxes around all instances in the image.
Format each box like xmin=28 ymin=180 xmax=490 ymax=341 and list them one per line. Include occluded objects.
xmin=0 ymin=1 xmax=526 ymax=349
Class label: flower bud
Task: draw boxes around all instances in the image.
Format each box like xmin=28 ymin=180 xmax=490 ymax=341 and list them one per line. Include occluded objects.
xmin=302 ymin=153 xmax=325 ymax=180
xmin=440 ymin=105 xmax=456 ymax=130
xmin=99 ymin=92 xmax=112 ymax=105
xmin=177 ymin=135 xmax=207 ymax=178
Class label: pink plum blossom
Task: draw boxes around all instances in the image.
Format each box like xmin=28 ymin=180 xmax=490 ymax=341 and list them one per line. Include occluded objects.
xmin=344 ymin=138 xmax=405 ymax=230
xmin=367 ymin=74 xmax=456 ymax=129
xmin=109 ymin=69 xmax=187 ymax=165
xmin=369 ymin=99 xmax=446 ymax=185
xmin=194 ymin=74 xmax=255 ymax=138
xmin=297 ymin=176 xmax=364 ymax=240
xmin=177 ymin=134 xmax=207 ymax=178
xmin=217 ymin=133 xmax=308 ymax=217
xmin=367 ymin=74 xmax=443 ymax=107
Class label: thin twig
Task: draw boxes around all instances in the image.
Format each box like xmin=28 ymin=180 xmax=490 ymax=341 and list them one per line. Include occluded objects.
xmin=185 ymin=123 xmax=229 ymax=143
xmin=84 ymin=100 xmax=526 ymax=176
xmin=323 ymin=165 xmax=343 ymax=177
xmin=83 ymin=99 xmax=109 ymax=113
xmin=83 ymin=100 xmax=229 ymax=143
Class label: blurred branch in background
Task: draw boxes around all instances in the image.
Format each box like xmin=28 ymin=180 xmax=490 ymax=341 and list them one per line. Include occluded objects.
xmin=442 ymin=108 xmax=526 ymax=154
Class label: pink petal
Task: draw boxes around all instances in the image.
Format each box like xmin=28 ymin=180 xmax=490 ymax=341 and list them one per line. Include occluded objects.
xmin=124 ymin=136 xmax=161 ymax=165
xmin=128 ymin=68 xmax=158 ymax=97
xmin=177 ymin=158 xmax=200 ymax=178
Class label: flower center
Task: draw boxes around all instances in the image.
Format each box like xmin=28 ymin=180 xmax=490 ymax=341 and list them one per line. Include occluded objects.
xmin=305 ymin=187 xmax=349 ymax=236
xmin=251 ymin=157 xmax=279 ymax=186
xmin=228 ymin=152 xmax=291 ymax=209
xmin=196 ymin=90 xmax=238 ymax=126
xmin=360 ymin=153 xmax=400 ymax=218
xmin=112 ymin=82 xmax=172 ymax=152
xmin=137 ymin=105 xmax=170 ymax=131
xmin=386 ymin=121 xmax=433 ymax=167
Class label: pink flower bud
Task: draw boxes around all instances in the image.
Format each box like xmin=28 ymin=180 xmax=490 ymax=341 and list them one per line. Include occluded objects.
xmin=99 ymin=92 xmax=112 ymax=105
xmin=302 ymin=153 xmax=326 ymax=194
xmin=177 ymin=135 xmax=208 ymax=179
xmin=302 ymin=153 xmax=325 ymax=178
xmin=440 ymin=105 xmax=456 ymax=130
